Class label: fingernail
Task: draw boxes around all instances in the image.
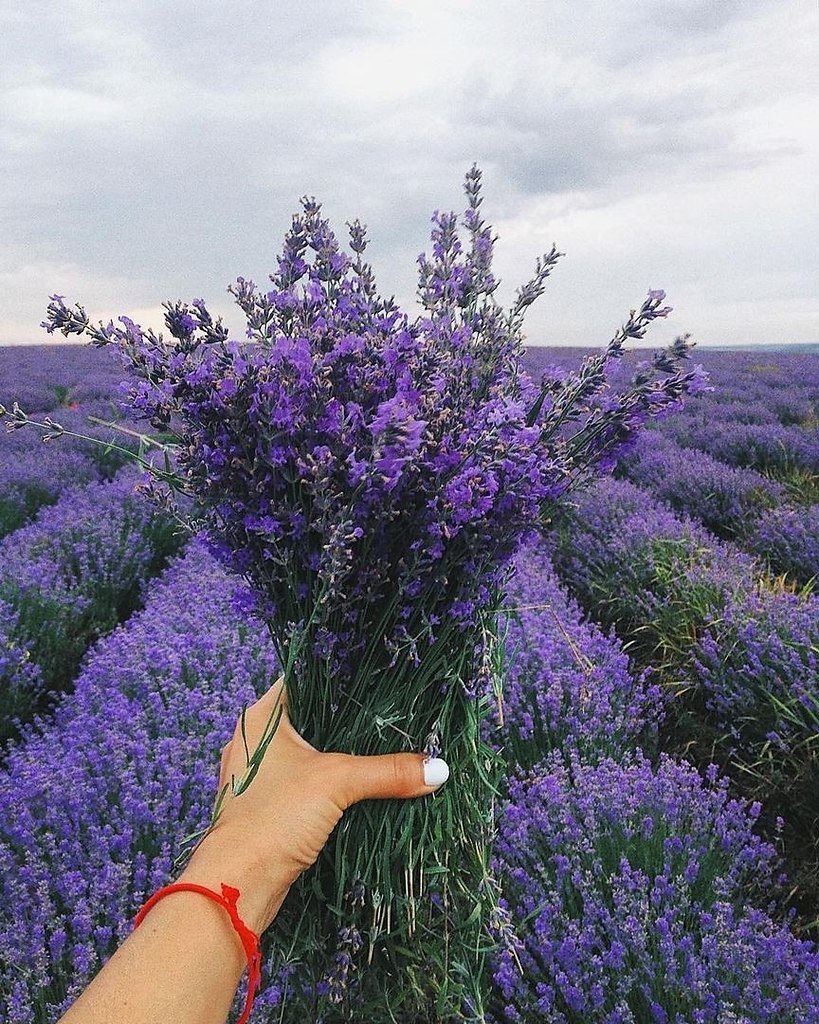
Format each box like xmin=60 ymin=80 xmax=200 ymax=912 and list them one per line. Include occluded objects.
xmin=423 ymin=758 xmax=450 ymax=788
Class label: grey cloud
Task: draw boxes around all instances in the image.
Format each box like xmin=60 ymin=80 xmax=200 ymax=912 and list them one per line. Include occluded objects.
xmin=0 ymin=0 xmax=815 ymax=346
xmin=448 ymin=62 xmax=802 ymax=205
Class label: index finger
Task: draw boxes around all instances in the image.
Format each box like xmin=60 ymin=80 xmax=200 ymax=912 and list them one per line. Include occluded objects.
xmin=233 ymin=674 xmax=287 ymax=749
xmin=249 ymin=674 xmax=287 ymax=716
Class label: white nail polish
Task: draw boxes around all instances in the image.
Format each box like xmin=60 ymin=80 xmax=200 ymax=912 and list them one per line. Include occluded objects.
xmin=423 ymin=758 xmax=450 ymax=788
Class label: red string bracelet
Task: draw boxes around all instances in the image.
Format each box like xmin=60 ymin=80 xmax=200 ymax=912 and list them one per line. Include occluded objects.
xmin=133 ymin=882 xmax=262 ymax=1024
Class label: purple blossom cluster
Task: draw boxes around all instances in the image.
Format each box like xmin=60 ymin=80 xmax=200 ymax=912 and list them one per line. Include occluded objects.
xmin=37 ymin=210 xmax=699 ymax=686
xmin=0 ymin=543 xmax=287 ymax=1023
xmin=0 ymin=471 xmax=180 ymax=736
xmin=31 ymin=167 xmax=705 ymax=1020
xmin=490 ymin=751 xmax=819 ymax=1023
xmin=492 ymin=538 xmax=662 ymax=768
xmin=616 ymin=432 xmax=785 ymax=541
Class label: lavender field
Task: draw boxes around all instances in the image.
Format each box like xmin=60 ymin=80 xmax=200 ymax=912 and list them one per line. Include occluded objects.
xmin=1 ymin=342 xmax=819 ymax=1021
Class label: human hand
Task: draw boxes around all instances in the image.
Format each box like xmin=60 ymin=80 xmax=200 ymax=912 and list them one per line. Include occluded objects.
xmin=178 ymin=675 xmax=449 ymax=934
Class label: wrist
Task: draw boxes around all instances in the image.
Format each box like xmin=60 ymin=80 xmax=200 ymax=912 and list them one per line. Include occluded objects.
xmin=178 ymin=831 xmax=291 ymax=935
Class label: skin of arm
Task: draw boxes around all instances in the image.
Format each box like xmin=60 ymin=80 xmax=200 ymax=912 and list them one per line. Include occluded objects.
xmin=58 ymin=677 xmax=447 ymax=1024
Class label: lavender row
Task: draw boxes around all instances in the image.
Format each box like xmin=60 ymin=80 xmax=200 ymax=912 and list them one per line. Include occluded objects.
xmin=744 ymin=503 xmax=819 ymax=584
xmin=0 ymin=543 xmax=281 ymax=1022
xmin=548 ymin=477 xmax=819 ymax=914
xmin=657 ymin=415 xmax=819 ymax=478
xmin=482 ymin=547 xmax=817 ymax=1021
xmin=493 ymin=538 xmax=662 ymax=768
xmin=522 ymin=349 xmax=819 ymax=429
xmin=645 ymin=354 xmax=819 ymax=485
xmin=671 ymin=350 xmax=819 ymax=425
xmin=547 ymin=477 xmax=754 ymax=648
xmin=490 ymin=751 xmax=819 ymax=1023
xmin=0 ymin=402 xmax=144 ymax=538
xmin=615 ymin=433 xmax=819 ymax=583
xmin=616 ymin=431 xmax=785 ymax=540
xmin=524 ymin=350 xmax=819 ymax=500
xmin=0 ymin=471 xmax=181 ymax=742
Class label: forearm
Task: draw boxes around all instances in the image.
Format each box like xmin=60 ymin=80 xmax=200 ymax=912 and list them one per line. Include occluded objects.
xmin=59 ymin=890 xmax=248 ymax=1024
xmin=58 ymin=837 xmax=290 ymax=1024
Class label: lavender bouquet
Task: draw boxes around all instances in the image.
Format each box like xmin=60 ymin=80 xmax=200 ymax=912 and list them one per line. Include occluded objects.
xmin=17 ymin=167 xmax=704 ymax=1021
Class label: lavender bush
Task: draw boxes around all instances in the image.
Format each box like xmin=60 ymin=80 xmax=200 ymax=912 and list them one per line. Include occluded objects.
xmin=0 ymin=600 xmax=44 ymax=741
xmin=693 ymin=588 xmax=819 ymax=867
xmin=0 ymin=472 xmax=180 ymax=738
xmin=662 ymin=418 xmax=819 ymax=477
xmin=490 ymin=751 xmax=819 ymax=1023
xmin=653 ymin=350 xmax=819 ymax=428
xmin=550 ymin=476 xmax=819 ymax=927
xmin=22 ymin=167 xmax=704 ymax=1021
xmin=492 ymin=538 xmax=661 ymax=768
xmin=547 ymin=477 xmax=756 ymax=686
xmin=0 ymin=401 xmax=142 ymax=537
xmin=0 ymin=445 xmax=98 ymax=538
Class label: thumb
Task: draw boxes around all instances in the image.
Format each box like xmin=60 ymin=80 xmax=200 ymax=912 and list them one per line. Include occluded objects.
xmin=333 ymin=752 xmax=450 ymax=809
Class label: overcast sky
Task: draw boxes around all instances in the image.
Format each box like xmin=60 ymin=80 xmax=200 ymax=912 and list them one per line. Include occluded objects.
xmin=1 ymin=0 xmax=816 ymax=349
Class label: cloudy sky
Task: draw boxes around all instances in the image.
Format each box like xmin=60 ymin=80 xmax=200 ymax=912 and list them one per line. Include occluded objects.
xmin=1 ymin=0 xmax=816 ymax=348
